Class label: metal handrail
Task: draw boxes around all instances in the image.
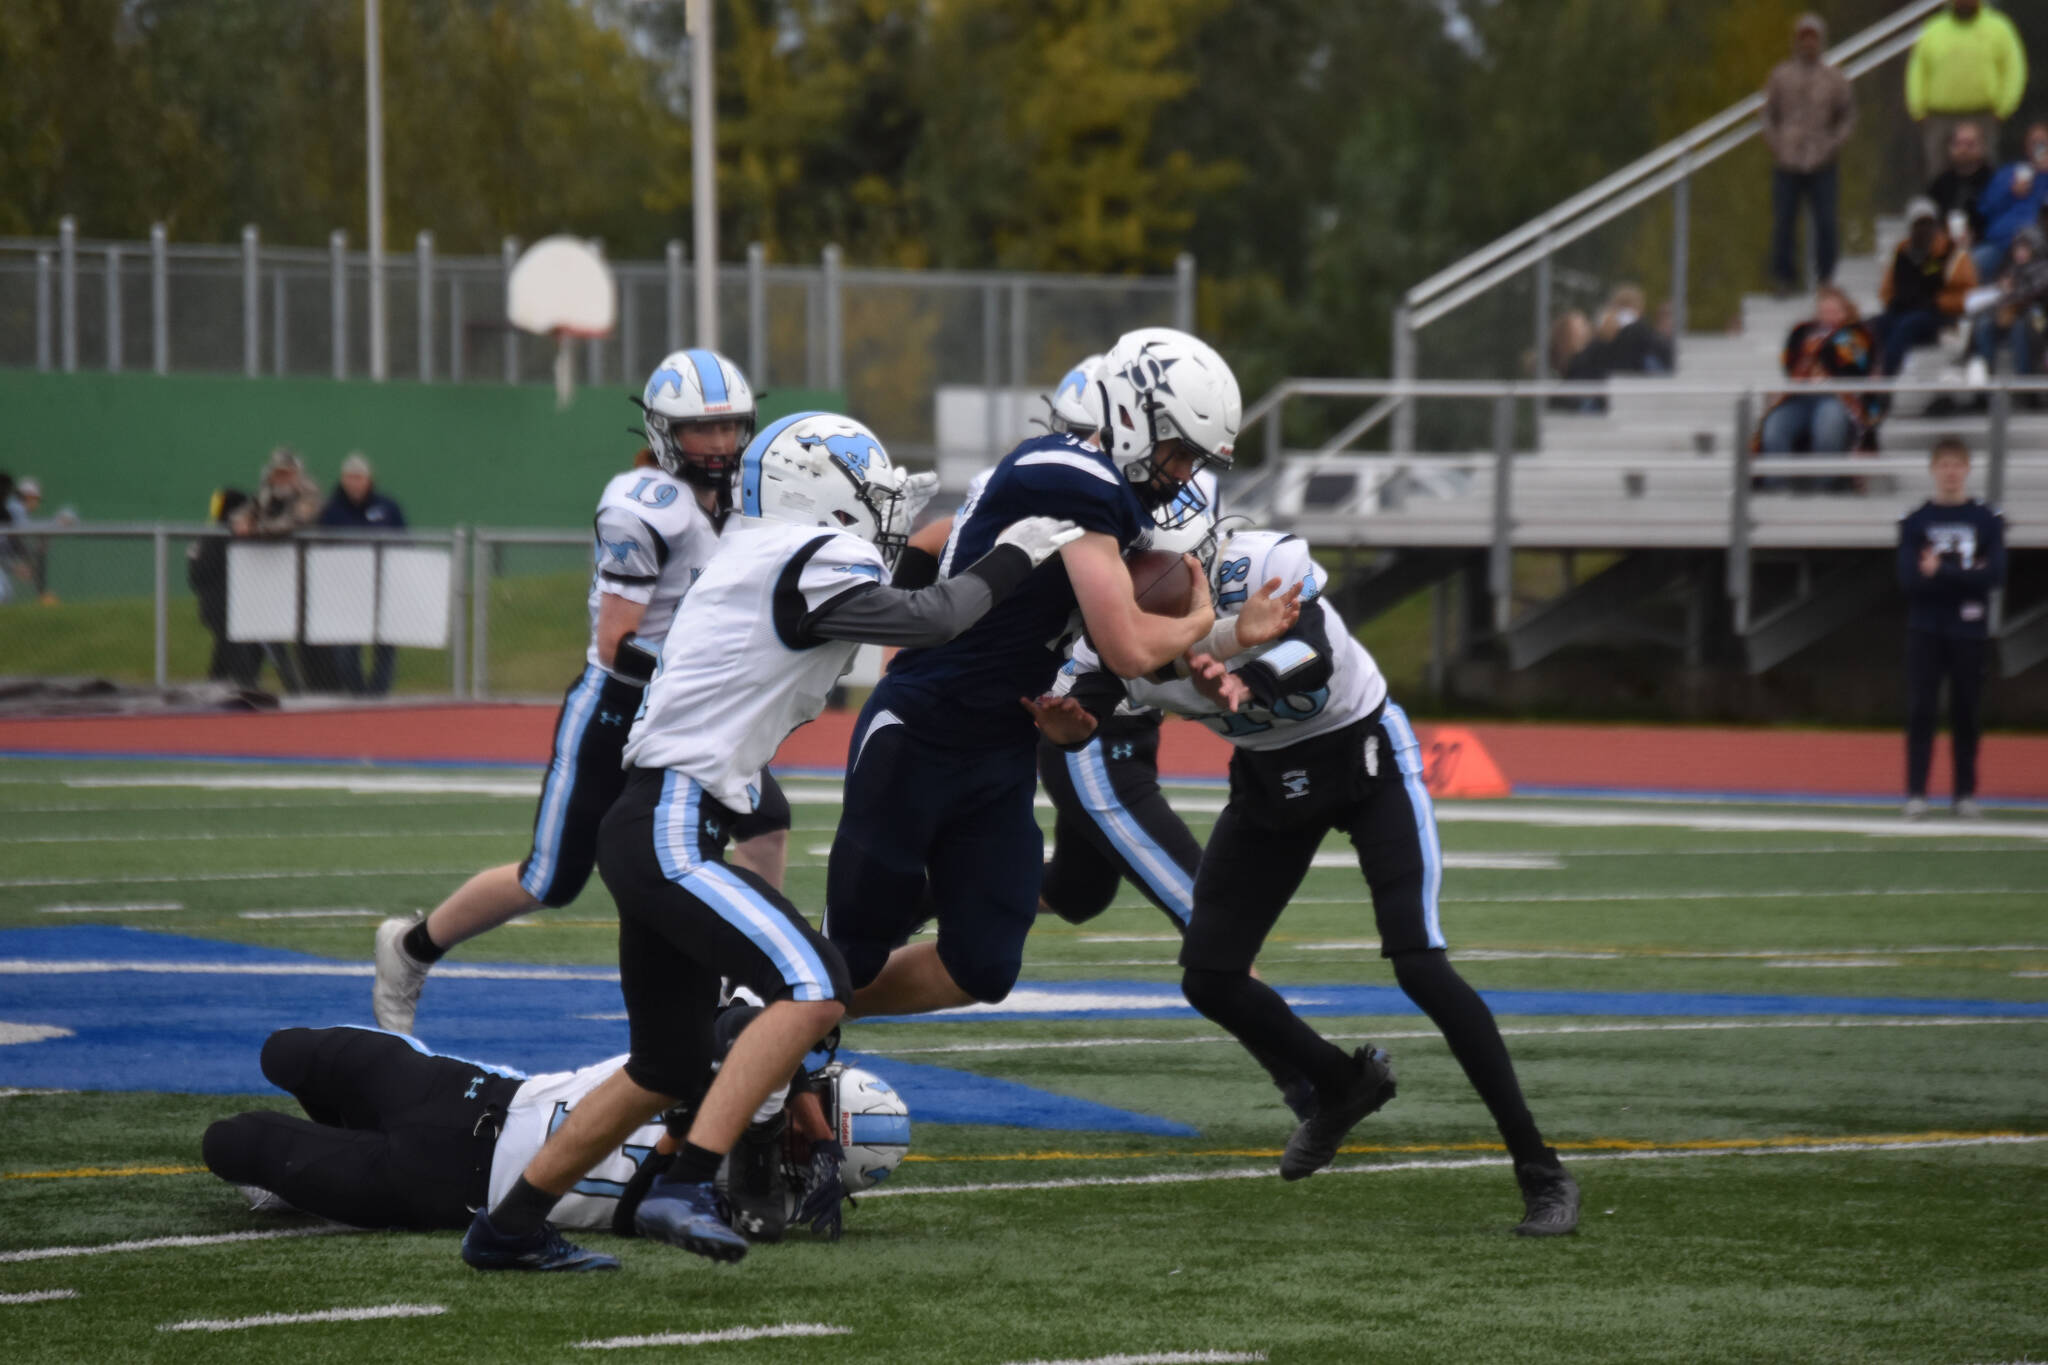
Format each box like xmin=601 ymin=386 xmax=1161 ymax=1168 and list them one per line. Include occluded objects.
xmin=1403 ymin=0 xmax=1943 ymax=324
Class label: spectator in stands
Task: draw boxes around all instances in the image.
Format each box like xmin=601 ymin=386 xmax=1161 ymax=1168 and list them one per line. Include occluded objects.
xmin=1897 ymin=436 xmax=2005 ymax=820
xmin=1590 ymin=285 xmax=1673 ymax=375
xmin=1966 ymin=225 xmax=2048 ymax=392
xmin=0 ymin=474 xmax=61 ymax=604
xmin=1764 ymin=14 xmax=1854 ymax=295
xmin=1755 ymin=285 xmax=1877 ymax=490
xmin=248 ymin=448 xmax=318 ymax=692
xmin=1928 ymin=121 xmax=1996 ymax=246
xmin=1972 ymin=122 xmax=2048 ymax=279
xmin=1874 ymin=197 xmax=1977 ymax=382
xmin=1907 ymin=0 xmax=2028 ymax=178
xmin=188 ymin=488 xmax=264 ymax=690
xmin=317 ymin=453 xmax=408 ymax=696
xmin=1544 ymin=310 xmax=1597 ymax=410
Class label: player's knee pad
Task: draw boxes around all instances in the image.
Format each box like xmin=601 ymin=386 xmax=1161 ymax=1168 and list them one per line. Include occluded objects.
xmin=935 ymin=941 xmax=1022 ymax=1005
xmin=200 ymin=1115 xmax=261 ymax=1181
xmin=1180 ymin=966 xmax=1249 ymax=1019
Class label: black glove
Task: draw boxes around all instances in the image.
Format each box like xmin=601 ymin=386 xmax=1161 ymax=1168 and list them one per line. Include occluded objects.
xmin=795 ymin=1139 xmax=847 ymax=1243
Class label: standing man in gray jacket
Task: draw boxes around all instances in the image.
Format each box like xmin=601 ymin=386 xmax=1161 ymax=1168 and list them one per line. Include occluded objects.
xmin=1764 ymin=13 xmax=1856 ymax=295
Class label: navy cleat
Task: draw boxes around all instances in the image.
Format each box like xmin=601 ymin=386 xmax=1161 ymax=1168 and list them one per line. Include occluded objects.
xmin=460 ymin=1209 xmax=619 ymax=1272
xmin=1280 ymin=1046 xmax=1397 ymax=1182
xmin=633 ymin=1176 xmax=750 ymax=1263
xmin=1513 ymin=1160 xmax=1580 ymax=1237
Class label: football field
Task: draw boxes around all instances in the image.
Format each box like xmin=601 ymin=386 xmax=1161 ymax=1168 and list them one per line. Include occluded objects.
xmin=1 ymin=755 xmax=2044 ymax=1364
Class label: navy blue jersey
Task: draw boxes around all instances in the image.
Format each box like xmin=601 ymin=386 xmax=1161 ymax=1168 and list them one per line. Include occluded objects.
xmin=1897 ymin=499 xmax=2006 ymax=638
xmin=883 ymin=434 xmax=1149 ymax=747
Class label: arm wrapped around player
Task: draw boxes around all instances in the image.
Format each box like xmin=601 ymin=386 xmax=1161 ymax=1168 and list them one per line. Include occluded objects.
xmin=805 ymin=517 xmax=1082 ymax=648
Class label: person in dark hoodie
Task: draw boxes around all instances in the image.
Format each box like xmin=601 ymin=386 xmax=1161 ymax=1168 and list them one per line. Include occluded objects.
xmin=317 ymin=453 xmax=408 ymax=695
xmin=1874 ymin=196 xmax=1978 ymax=383
xmin=188 ymin=488 xmax=264 ymax=689
xmin=1897 ymin=437 xmax=2006 ymax=820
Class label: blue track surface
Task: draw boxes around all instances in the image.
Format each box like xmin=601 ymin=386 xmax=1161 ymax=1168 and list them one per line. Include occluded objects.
xmin=4 ymin=929 xmax=2044 ymax=1129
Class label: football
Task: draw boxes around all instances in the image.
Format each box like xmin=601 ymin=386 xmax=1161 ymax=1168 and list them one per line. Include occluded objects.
xmin=1128 ymin=547 xmax=1195 ymax=616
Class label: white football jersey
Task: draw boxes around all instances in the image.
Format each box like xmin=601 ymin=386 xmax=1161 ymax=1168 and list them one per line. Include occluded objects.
xmin=624 ymin=517 xmax=888 ymax=809
xmin=488 ymin=1056 xmax=665 ymax=1232
xmin=1060 ymin=531 xmax=1386 ymax=751
xmin=586 ymin=468 xmax=723 ymax=681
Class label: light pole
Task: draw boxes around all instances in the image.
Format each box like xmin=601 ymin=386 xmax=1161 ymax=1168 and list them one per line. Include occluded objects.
xmin=366 ymin=0 xmax=387 ymax=381
xmin=688 ymin=0 xmax=718 ymax=348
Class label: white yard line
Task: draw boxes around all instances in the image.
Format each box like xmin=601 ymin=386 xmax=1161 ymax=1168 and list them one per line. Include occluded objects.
xmin=1433 ymin=804 xmax=2048 ymax=841
xmin=0 ymin=1228 xmax=345 ymax=1264
xmin=872 ymin=1016 xmax=2048 ymax=1057
xmin=68 ymin=774 xmax=540 ymax=797
xmin=159 ymin=1304 xmax=445 ymax=1333
xmin=4 ymin=830 xmax=508 ymax=844
xmin=0 ymin=959 xmax=616 ymax=981
xmin=0 ymin=1023 xmax=75 ymax=1046
xmin=37 ymin=901 xmax=183 ymax=914
xmin=0 ymin=1289 xmax=78 ymax=1305
xmin=238 ymin=909 xmax=386 ymax=921
xmin=1 ymin=867 xmax=482 ymax=888
xmin=999 ymin=1354 xmax=1266 ymax=1365
xmin=574 ymin=1323 xmax=851 ymax=1351
xmin=864 ymin=1134 xmax=2048 ymax=1200
xmin=1445 ymin=887 xmax=2041 ymax=903
xmin=0 ymin=1088 xmax=75 ymax=1098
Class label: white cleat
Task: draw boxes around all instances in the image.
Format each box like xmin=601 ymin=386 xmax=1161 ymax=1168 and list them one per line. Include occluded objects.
xmin=372 ymin=913 xmax=432 ymax=1034
xmin=1901 ymin=797 xmax=1930 ymax=822
xmin=1953 ymin=797 xmax=1983 ymax=821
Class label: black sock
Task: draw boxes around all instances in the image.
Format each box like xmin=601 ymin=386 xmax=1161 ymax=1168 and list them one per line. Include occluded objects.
xmin=490 ymin=1176 xmax=558 ymax=1237
xmin=1182 ymin=967 xmax=1353 ymax=1094
xmin=402 ymin=921 xmax=446 ymax=964
xmin=671 ymin=1141 xmax=723 ymax=1184
xmin=1392 ymin=949 xmax=1550 ymax=1165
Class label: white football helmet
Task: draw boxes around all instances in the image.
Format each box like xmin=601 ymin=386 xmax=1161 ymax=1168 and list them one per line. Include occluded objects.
xmin=1045 ymin=353 xmax=1107 ymax=435
xmin=639 ymin=349 xmax=757 ymax=491
xmin=818 ymin=1063 xmax=911 ymax=1192
xmin=737 ymin=411 xmax=913 ymax=565
xmin=1095 ymin=328 xmax=1241 ymax=529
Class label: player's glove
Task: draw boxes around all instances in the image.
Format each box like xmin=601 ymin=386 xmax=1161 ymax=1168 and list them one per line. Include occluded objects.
xmin=995 ymin=516 xmax=1085 ymax=569
xmin=901 ymin=471 xmax=941 ymax=527
xmin=795 ymin=1138 xmax=848 ymax=1243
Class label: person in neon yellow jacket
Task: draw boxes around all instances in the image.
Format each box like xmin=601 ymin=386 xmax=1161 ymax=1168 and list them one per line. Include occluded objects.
xmin=1907 ymin=0 xmax=2028 ymax=178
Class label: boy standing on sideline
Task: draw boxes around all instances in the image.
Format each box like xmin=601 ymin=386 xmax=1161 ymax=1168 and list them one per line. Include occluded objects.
xmin=1898 ymin=437 xmax=2006 ymax=819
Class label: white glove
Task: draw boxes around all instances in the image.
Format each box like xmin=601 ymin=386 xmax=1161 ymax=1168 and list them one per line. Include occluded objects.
xmin=901 ymin=471 xmax=941 ymax=527
xmin=995 ymin=516 xmax=1085 ymax=568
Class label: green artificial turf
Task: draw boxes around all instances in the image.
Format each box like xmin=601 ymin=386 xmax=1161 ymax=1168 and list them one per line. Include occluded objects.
xmin=1 ymin=758 xmax=2044 ymax=1362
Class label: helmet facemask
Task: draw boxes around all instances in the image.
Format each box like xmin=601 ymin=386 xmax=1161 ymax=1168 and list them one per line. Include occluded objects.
xmin=648 ymin=411 xmax=757 ymax=494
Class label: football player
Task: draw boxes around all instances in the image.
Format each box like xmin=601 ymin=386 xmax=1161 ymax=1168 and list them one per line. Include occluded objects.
xmin=372 ymin=350 xmax=793 ymax=1035
xmin=824 ymin=328 xmax=1234 ymax=1023
xmin=1043 ymin=525 xmax=1581 ymax=1237
xmin=461 ymin=412 xmax=1081 ymax=1271
xmin=200 ymin=1021 xmax=861 ymax=1244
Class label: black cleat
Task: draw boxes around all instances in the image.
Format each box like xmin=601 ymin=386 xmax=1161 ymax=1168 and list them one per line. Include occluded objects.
xmin=1279 ymin=1047 xmax=1396 ymax=1181
xmin=1278 ymin=1075 xmax=1319 ymax=1124
xmin=460 ymin=1210 xmax=620 ymax=1271
xmin=1513 ymin=1160 xmax=1580 ymax=1237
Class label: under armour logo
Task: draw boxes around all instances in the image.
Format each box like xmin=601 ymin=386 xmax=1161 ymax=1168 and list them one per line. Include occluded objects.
xmin=598 ymin=710 xmax=625 ymax=726
xmin=464 ymin=1075 xmax=485 ymax=1099
xmin=1109 ymin=742 xmax=1135 ymax=761
xmin=1282 ymin=769 xmax=1310 ymax=799
xmin=704 ymin=819 xmax=725 ymax=842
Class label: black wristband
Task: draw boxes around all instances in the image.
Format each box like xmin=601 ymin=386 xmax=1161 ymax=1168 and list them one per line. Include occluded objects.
xmin=962 ymin=543 xmax=1034 ymax=600
xmin=612 ymin=637 xmax=657 ymax=683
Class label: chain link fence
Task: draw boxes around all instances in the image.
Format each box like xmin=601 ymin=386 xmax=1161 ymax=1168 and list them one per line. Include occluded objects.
xmin=0 ymin=224 xmax=1191 ymax=453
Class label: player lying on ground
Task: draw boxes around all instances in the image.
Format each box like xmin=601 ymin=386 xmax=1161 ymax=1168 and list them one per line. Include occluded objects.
xmin=374 ymin=350 xmax=791 ymax=1035
xmin=200 ymin=1021 xmax=898 ymax=1241
xmin=825 ymin=328 xmax=1235 ymax=1025
xmin=1041 ymin=525 xmax=1581 ymax=1236
xmin=461 ymin=412 xmax=1083 ymax=1272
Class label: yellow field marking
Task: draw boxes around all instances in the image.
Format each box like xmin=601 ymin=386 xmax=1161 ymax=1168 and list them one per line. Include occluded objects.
xmin=3 ymin=1164 xmax=207 ymax=1181
xmin=902 ymin=1129 xmax=2042 ymax=1165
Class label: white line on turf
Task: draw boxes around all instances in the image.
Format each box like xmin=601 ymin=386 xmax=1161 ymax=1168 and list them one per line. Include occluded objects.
xmin=1315 ymin=851 xmax=1562 ymax=870
xmin=863 ymin=1134 xmax=2048 ymax=1200
xmin=872 ymin=1016 xmax=2048 ymax=1056
xmin=159 ymin=1304 xmax=445 ymax=1333
xmin=37 ymin=901 xmax=184 ymax=914
xmin=1 ymin=867 xmax=482 ymax=888
xmin=3 ymin=830 xmax=509 ymax=844
xmin=1763 ymin=958 xmax=1901 ymax=969
xmin=1445 ymin=887 xmax=2041 ymax=903
xmin=1432 ymin=805 xmax=2048 ymax=841
xmin=997 ymin=1353 xmax=1266 ymax=1365
xmin=0 ymin=1289 xmax=78 ymax=1305
xmin=574 ymin=1324 xmax=851 ymax=1351
xmin=0 ymin=960 xmax=616 ymax=981
xmin=237 ymin=909 xmax=386 ymax=920
xmin=0 ymin=1228 xmax=345 ymax=1264
xmin=0 ymin=1022 xmax=74 ymax=1046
